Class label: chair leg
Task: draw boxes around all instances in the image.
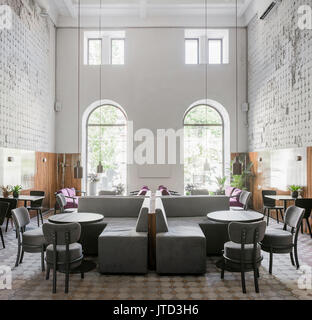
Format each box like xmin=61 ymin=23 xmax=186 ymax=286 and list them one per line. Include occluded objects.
xmin=290 ymin=251 xmax=295 ymax=266
xmin=301 ymin=221 xmax=304 ymax=234
xmin=221 ymin=268 xmax=225 ymax=279
xmin=0 ymin=228 xmax=5 ymax=248
xmin=53 ymin=265 xmax=57 ymax=294
xmin=306 ymin=218 xmax=312 ymax=238
xmin=253 ymin=268 xmax=259 ymax=293
xmin=41 ymin=247 xmax=45 ymax=272
xmin=266 ymin=209 xmax=270 ymax=226
xmin=241 ymin=271 xmax=246 ymax=294
xmin=46 ymin=265 xmax=50 ymax=280
xmin=5 ymin=218 xmax=9 ymax=232
xmin=276 ymin=209 xmax=280 ymax=224
xmin=15 ymin=243 xmax=21 ymax=267
xmin=81 ymin=272 xmax=84 ymax=279
xmin=40 ymin=210 xmax=43 ymax=225
xmin=65 ymin=264 xmax=70 ymax=294
xmin=19 ymin=250 xmax=24 ymax=264
xmin=37 ymin=211 xmax=40 ymax=227
xmin=256 ymin=268 xmax=260 ymax=278
xmin=269 ymin=250 xmax=273 ymax=274
xmin=294 ymin=244 xmax=300 ymax=270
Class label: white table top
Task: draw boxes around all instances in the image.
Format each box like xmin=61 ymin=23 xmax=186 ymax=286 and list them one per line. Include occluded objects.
xmin=265 ymin=195 xmax=300 ymax=201
xmin=207 ymin=210 xmax=264 ymax=223
xmin=48 ymin=212 xmax=104 ymax=224
xmin=0 ymin=195 xmax=45 ymax=202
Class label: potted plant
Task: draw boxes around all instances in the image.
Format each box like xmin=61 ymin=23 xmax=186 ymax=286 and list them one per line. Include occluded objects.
xmin=215 ymin=176 xmax=226 ymax=195
xmin=88 ymin=174 xmax=100 ymax=196
xmin=10 ymin=185 xmax=22 ymax=198
xmin=114 ymin=183 xmax=125 ymax=195
xmin=288 ymin=185 xmax=302 ymax=199
xmin=1 ymin=185 xmax=11 ymax=198
xmin=185 ymin=184 xmax=196 ymax=196
xmin=231 ymin=161 xmax=254 ymax=190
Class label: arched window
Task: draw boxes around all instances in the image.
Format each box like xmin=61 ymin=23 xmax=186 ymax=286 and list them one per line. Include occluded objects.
xmin=86 ymin=104 xmax=127 ymax=193
xmin=184 ymin=104 xmax=224 ymax=192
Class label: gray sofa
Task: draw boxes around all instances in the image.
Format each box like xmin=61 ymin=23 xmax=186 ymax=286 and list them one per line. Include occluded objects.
xmin=155 ymin=196 xmax=229 ymax=274
xmin=78 ymin=196 xmax=150 ymax=274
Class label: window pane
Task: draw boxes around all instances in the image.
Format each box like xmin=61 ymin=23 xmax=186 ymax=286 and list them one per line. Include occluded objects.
xmin=208 ymin=39 xmax=222 ymax=64
xmin=88 ymin=39 xmax=102 ymax=65
xmin=111 ymin=39 xmax=125 ymax=65
xmin=185 ymin=39 xmax=198 ymax=64
xmin=184 ymin=105 xmax=222 ymax=125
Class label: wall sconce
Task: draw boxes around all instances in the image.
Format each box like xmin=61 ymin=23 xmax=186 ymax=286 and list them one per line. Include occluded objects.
xmin=42 ymin=158 xmax=47 ymax=163
xmin=7 ymin=157 xmax=14 ymax=162
xmin=297 ymin=156 xmax=302 ymax=162
xmin=258 ymin=157 xmax=263 ymax=162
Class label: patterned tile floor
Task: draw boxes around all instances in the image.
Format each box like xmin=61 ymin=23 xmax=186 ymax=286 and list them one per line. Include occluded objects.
xmin=0 ymin=214 xmax=312 ymax=300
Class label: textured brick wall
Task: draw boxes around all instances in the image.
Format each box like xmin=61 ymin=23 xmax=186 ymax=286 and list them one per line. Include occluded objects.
xmin=248 ymin=0 xmax=312 ymax=151
xmin=0 ymin=0 xmax=55 ymax=152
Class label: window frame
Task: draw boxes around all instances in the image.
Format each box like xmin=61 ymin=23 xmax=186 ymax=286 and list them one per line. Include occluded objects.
xmin=185 ymin=38 xmax=199 ymax=65
xmin=87 ymin=38 xmax=103 ymax=65
xmin=208 ymin=38 xmax=223 ymax=65
xmin=183 ymin=104 xmax=225 ymax=187
xmin=110 ymin=38 xmax=125 ymax=65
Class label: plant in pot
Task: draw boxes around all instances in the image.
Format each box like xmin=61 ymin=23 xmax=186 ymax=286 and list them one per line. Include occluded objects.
xmin=1 ymin=185 xmax=11 ymax=198
xmin=114 ymin=183 xmax=125 ymax=195
xmin=185 ymin=184 xmax=196 ymax=196
xmin=288 ymin=185 xmax=302 ymax=199
xmin=230 ymin=161 xmax=254 ymax=190
xmin=10 ymin=185 xmax=22 ymax=198
xmin=215 ymin=176 xmax=226 ymax=195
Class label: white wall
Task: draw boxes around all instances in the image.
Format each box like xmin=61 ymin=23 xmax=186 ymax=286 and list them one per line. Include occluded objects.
xmin=56 ymin=27 xmax=248 ymax=193
xmin=0 ymin=0 xmax=56 ymax=152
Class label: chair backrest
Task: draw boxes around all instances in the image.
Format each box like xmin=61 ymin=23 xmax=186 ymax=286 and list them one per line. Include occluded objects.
xmin=239 ymin=191 xmax=252 ymax=210
xmin=262 ymin=190 xmax=277 ymax=207
xmin=295 ymin=199 xmax=312 ymax=218
xmin=98 ymin=190 xmax=117 ymax=196
xmin=284 ymin=206 xmax=305 ymax=230
xmin=30 ymin=190 xmax=45 ymax=207
xmin=12 ymin=207 xmax=31 ymax=230
xmin=0 ymin=198 xmax=18 ymax=218
xmin=228 ymin=221 xmax=267 ymax=244
xmin=43 ymin=222 xmax=81 ymax=245
xmin=0 ymin=202 xmax=9 ymax=226
xmin=191 ymin=189 xmax=209 ymax=196
xmin=56 ymin=193 xmax=67 ymax=212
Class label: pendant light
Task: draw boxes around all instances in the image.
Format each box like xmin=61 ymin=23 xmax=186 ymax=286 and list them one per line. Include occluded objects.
xmin=74 ymin=0 xmax=83 ymax=179
xmin=96 ymin=0 xmax=104 ymax=174
xmin=232 ymin=0 xmax=242 ymax=176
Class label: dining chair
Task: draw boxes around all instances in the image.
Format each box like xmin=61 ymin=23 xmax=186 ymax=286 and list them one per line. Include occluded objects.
xmin=262 ymin=190 xmax=284 ymax=226
xmin=260 ymin=206 xmax=305 ymax=274
xmin=0 ymin=202 xmax=10 ymax=248
xmin=295 ymin=198 xmax=312 ymax=237
xmin=12 ymin=207 xmax=47 ymax=271
xmin=231 ymin=191 xmax=252 ymax=211
xmin=220 ymin=221 xmax=266 ymax=294
xmin=43 ymin=222 xmax=84 ymax=294
xmin=0 ymin=198 xmax=18 ymax=232
xmin=27 ymin=191 xmax=45 ymax=227
xmin=55 ymin=193 xmax=77 ymax=214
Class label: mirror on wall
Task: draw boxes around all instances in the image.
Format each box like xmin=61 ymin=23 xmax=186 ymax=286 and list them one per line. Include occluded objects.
xmin=0 ymin=148 xmax=36 ymax=190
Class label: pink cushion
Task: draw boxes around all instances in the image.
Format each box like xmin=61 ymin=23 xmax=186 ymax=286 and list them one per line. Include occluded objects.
xmin=225 ymin=187 xmax=236 ymax=197
xmin=229 ymin=188 xmax=243 ymax=208
xmin=67 ymin=188 xmax=76 ymax=197
xmin=64 ymin=197 xmax=79 ymax=209
xmin=161 ymin=189 xmax=170 ymax=196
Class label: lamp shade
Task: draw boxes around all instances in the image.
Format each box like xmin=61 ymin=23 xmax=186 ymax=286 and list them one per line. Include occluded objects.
xmin=74 ymin=160 xmax=83 ymax=179
xmin=232 ymin=156 xmax=242 ymax=175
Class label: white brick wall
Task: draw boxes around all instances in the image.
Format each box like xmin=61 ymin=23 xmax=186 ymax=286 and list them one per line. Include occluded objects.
xmin=248 ymin=0 xmax=312 ymax=151
xmin=0 ymin=0 xmax=55 ymax=152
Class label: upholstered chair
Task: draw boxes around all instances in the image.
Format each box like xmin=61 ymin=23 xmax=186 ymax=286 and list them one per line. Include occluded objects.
xmin=262 ymin=190 xmax=284 ymax=225
xmin=55 ymin=193 xmax=77 ymax=214
xmin=27 ymin=190 xmax=45 ymax=227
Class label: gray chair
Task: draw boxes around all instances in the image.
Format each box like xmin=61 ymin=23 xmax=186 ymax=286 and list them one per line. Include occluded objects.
xmin=261 ymin=206 xmax=305 ymax=274
xmin=295 ymin=198 xmax=312 ymax=237
xmin=43 ymin=222 xmax=83 ymax=294
xmin=12 ymin=207 xmax=47 ymax=271
xmin=0 ymin=198 xmax=17 ymax=232
xmin=190 ymin=189 xmax=209 ymax=195
xmin=0 ymin=202 xmax=9 ymax=248
xmin=231 ymin=191 xmax=252 ymax=211
xmin=262 ymin=190 xmax=284 ymax=225
xmin=27 ymin=190 xmax=45 ymax=227
xmin=98 ymin=190 xmax=117 ymax=196
xmin=221 ymin=221 xmax=266 ymax=294
xmin=55 ymin=193 xmax=77 ymax=214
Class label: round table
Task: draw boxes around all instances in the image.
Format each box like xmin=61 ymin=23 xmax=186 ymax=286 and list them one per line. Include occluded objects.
xmin=48 ymin=212 xmax=104 ymax=224
xmin=207 ymin=210 xmax=264 ymax=223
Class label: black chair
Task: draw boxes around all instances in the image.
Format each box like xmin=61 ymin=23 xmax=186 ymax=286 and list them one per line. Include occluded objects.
xmin=261 ymin=206 xmax=305 ymax=274
xmin=0 ymin=198 xmax=17 ymax=232
xmin=43 ymin=222 xmax=84 ymax=294
xmin=295 ymin=198 xmax=312 ymax=237
xmin=27 ymin=191 xmax=45 ymax=227
xmin=12 ymin=207 xmax=47 ymax=271
xmin=220 ymin=221 xmax=266 ymax=294
xmin=0 ymin=202 xmax=10 ymax=248
xmin=262 ymin=190 xmax=284 ymax=226
xmin=231 ymin=191 xmax=252 ymax=211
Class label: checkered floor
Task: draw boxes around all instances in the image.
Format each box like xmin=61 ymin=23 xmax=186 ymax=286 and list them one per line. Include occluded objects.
xmin=0 ymin=214 xmax=312 ymax=300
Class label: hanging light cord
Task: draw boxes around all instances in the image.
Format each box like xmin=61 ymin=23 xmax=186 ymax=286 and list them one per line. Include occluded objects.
xmin=78 ymin=0 xmax=81 ymax=157
xmin=235 ymin=0 xmax=238 ymax=154
xmin=99 ymin=0 xmax=102 ymax=164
